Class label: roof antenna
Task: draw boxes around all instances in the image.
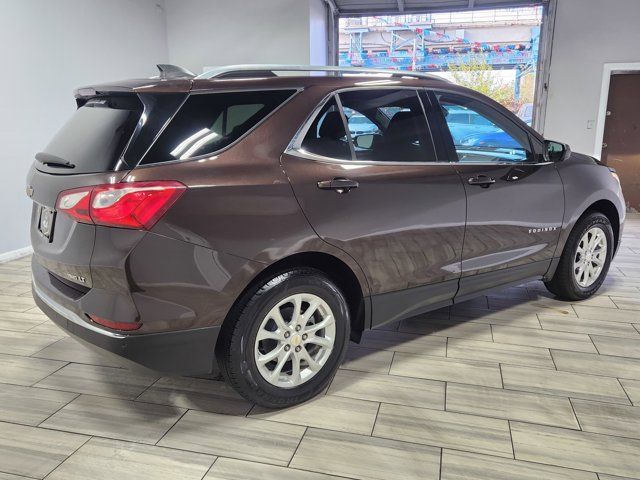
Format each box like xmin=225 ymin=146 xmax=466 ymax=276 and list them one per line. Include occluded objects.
xmin=157 ymin=64 xmax=196 ymax=80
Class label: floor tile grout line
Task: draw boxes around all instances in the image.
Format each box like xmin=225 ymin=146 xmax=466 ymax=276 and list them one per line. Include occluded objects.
xmin=447 ymin=378 xmax=633 ymax=408
xmin=507 ymin=420 xmax=516 ymax=460
xmin=29 ymin=361 xmax=71 ymax=387
xmin=153 ymin=407 xmax=189 ymax=447
xmin=36 ymin=392 xmax=81 ymax=428
xmin=0 ymin=411 xmax=618 ymax=480
xmin=41 ymin=434 xmax=94 ymax=480
xmin=588 ymin=333 xmax=602 ymax=354
xmin=567 ymin=397 xmax=583 ymax=432
xmin=0 ymin=467 xmax=39 ymax=480
xmin=617 ymin=377 xmax=635 ymax=405
xmin=198 ymin=456 xmax=219 ymax=480
xmin=548 ymin=347 xmax=559 ymax=371
xmin=286 ymin=426 xmax=308 ymax=467
xmin=371 ymin=402 xmax=382 ymax=437
xmin=133 ymin=375 xmax=162 ymax=402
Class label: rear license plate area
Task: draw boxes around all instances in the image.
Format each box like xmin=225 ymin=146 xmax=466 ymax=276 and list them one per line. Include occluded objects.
xmin=38 ymin=206 xmax=56 ymax=241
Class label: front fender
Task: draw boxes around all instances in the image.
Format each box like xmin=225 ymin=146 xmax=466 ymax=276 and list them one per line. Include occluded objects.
xmin=554 ymin=153 xmax=626 ymax=260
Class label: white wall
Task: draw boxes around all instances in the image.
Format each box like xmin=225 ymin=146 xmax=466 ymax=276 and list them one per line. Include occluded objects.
xmin=165 ymin=0 xmax=327 ymax=73
xmin=543 ymin=0 xmax=640 ymax=155
xmin=0 ymin=0 xmax=169 ymax=257
xmin=309 ymin=0 xmax=329 ymax=65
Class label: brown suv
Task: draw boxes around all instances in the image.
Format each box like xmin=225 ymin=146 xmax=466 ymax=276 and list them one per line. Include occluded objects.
xmin=29 ymin=65 xmax=625 ymax=407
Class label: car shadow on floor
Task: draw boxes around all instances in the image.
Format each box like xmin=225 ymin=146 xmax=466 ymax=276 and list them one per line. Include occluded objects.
xmin=79 ymin=278 xmax=618 ymax=415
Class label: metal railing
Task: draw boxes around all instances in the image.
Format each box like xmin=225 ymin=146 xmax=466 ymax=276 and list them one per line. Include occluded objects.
xmin=340 ymin=7 xmax=542 ymax=28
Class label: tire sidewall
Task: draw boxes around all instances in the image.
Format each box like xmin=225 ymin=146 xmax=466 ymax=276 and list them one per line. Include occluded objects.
xmin=230 ymin=271 xmax=350 ymax=405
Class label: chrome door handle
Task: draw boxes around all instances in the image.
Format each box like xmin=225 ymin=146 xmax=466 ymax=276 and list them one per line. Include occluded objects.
xmin=468 ymin=175 xmax=496 ymax=188
xmin=317 ymin=178 xmax=359 ymax=194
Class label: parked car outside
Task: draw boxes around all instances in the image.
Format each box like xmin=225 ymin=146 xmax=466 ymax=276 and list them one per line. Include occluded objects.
xmin=518 ymin=102 xmax=534 ymax=125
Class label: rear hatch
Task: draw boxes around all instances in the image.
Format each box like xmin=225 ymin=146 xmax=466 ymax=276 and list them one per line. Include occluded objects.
xmin=28 ymin=94 xmax=143 ymax=291
xmin=28 ymin=81 xmax=188 ymax=281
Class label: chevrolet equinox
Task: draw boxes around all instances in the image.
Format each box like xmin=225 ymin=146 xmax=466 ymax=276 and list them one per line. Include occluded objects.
xmin=28 ymin=65 xmax=625 ymax=407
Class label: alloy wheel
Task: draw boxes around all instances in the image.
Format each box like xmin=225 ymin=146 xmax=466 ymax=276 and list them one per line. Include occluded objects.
xmin=254 ymin=293 xmax=336 ymax=389
xmin=573 ymin=226 xmax=608 ymax=288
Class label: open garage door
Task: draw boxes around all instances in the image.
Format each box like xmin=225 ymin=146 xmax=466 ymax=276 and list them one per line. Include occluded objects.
xmin=332 ymin=1 xmax=547 ymax=16
xmin=328 ymin=0 xmax=555 ymax=133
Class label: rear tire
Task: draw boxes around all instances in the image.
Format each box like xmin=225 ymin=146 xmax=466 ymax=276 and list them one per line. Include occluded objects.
xmin=545 ymin=212 xmax=613 ymax=301
xmin=217 ymin=268 xmax=350 ymax=408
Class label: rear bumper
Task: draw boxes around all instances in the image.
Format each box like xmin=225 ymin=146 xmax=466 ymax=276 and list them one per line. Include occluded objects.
xmin=33 ymin=281 xmax=220 ymax=376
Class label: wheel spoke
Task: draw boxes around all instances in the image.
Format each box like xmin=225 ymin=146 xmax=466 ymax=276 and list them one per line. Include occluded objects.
xmin=257 ymin=344 xmax=285 ymax=365
xmin=573 ymin=227 xmax=608 ymax=288
xmin=256 ymin=329 xmax=282 ymax=342
xmin=290 ymin=352 xmax=302 ymax=385
xmin=270 ymin=308 xmax=289 ymax=331
xmin=298 ymin=347 xmax=322 ymax=372
xmin=270 ymin=350 xmax=291 ymax=382
xmin=305 ymin=335 xmax=333 ymax=348
xmin=300 ymin=299 xmax=321 ymax=326
xmin=304 ymin=315 xmax=335 ymax=335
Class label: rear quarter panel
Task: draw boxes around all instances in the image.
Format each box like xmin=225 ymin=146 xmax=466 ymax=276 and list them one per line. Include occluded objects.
xmin=123 ymin=87 xmax=371 ymax=329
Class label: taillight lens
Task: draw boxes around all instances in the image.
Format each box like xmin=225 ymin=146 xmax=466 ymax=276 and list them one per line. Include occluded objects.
xmin=56 ymin=181 xmax=186 ymax=230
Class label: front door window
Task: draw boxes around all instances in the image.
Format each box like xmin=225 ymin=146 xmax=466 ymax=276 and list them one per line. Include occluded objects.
xmin=436 ymin=92 xmax=533 ymax=163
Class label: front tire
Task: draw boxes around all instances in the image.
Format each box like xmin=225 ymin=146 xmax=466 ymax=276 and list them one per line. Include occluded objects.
xmin=545 ymin=212 xmax=614 ymax=300
xmin=217 ymin=269 xmax=350 ymax=408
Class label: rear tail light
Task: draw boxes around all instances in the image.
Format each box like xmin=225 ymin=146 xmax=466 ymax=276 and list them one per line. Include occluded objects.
xmin=88 ymin=314 xmax=142 ymax=331
xmin=56 ymin=181 xmax=186 ymax=230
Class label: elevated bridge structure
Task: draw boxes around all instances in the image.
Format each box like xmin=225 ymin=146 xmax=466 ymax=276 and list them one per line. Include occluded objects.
xmin=339 ymin=9 xmax=541 ymax=75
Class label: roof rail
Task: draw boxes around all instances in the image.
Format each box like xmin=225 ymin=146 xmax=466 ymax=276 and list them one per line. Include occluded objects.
xmin=196 ymin=64 xmax=448 ymax=82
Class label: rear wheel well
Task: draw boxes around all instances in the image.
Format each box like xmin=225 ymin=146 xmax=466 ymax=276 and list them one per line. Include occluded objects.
xmin=583 ymin=199 xmax=620 ymax=252
xmin=219 ymin=252 xmax=366 ymax=348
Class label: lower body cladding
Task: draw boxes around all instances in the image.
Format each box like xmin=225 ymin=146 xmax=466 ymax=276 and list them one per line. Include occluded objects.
xmin=34 ymin=282 xmax=220 ymax=374
xmin=30 ymin=229 xmax=262 ymax=376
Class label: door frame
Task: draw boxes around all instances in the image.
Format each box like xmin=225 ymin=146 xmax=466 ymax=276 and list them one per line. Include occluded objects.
xmin=593 ymin=63 xmax=640 ymax=159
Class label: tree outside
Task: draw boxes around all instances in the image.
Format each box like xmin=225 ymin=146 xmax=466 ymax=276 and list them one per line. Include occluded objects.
xmin=447 ymin=55 xmax=535 ymax=114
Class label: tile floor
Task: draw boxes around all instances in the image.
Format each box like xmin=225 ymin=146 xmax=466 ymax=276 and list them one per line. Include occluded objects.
xmin=0 ymin=214 xmax=638 ymax=479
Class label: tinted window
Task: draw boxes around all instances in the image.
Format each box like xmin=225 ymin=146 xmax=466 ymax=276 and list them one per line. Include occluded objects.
xmin=300 ymin=97 xmax=351 ymax=160
xmin=338 ymin=89 xmax=436 ymax=162
xmin=38 ymin=96 xmax=142 ymax=174
xmin=142 ymin=90 xmax=295 ymax=164
xmin=436 ymin=92 xmax=533 ymax=163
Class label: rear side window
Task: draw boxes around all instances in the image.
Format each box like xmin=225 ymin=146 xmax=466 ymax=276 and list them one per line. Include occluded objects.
xmin=338 ymin=89 xmax=437 ymax=163
xmin=38 ymin=95 xmax=142 ymax=174
xmin=300 ymin=97 xmax=351 ymax=160
xmin=142 ymin=89 xmax=296 ymax=164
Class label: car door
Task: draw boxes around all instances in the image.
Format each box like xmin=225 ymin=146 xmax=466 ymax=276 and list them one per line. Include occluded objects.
xmin=282 ymin=88 xmax=466 ymax=327
xmin=429 ymin=90 xmax=565 ymax=301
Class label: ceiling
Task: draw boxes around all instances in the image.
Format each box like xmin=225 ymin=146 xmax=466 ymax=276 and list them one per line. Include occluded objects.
xmin=329 ymin=0 xmax=547 ymax=16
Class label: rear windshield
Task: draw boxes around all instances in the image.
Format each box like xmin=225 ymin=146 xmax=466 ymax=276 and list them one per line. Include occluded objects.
xmin=37 ymin=95 xmax=142 ymax=174
xmin=141 ymin=89 xmax=296 ymax=164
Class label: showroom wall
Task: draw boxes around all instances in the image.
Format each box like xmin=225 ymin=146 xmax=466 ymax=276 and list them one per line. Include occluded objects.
xmin=543 ymin=0 xmax=640 ymax=156
xmin=165 ymin=0 xmax=328 ymax=74
xmin=0 ymin=0 xmax=169 ymax=259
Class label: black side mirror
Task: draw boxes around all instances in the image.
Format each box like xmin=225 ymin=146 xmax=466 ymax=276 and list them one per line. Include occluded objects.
xmin=545 ymin=140 xmax=570 ymax=162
